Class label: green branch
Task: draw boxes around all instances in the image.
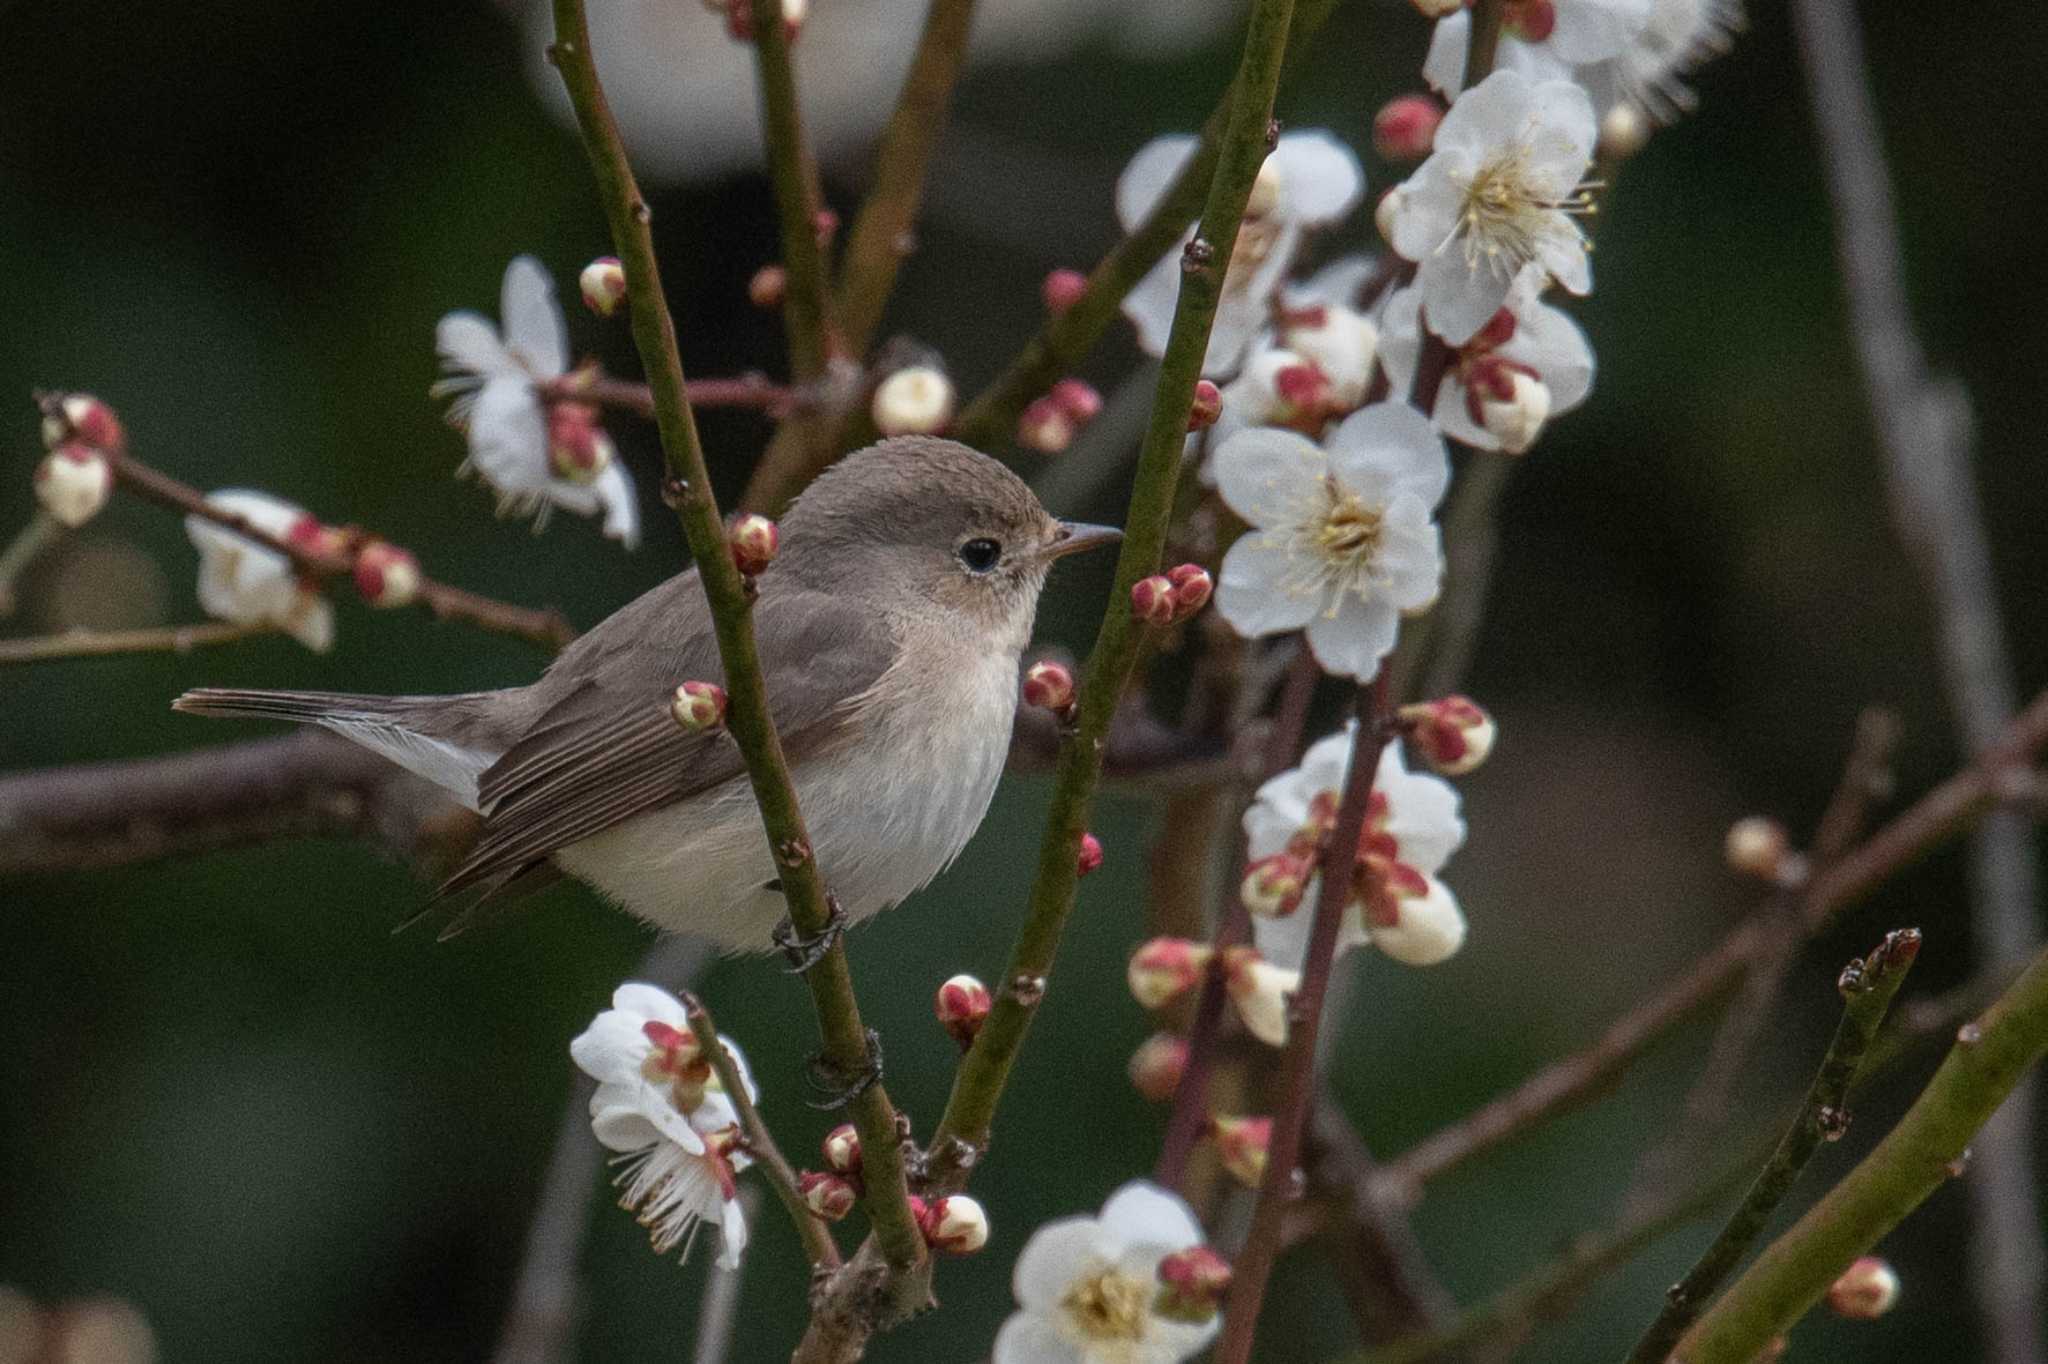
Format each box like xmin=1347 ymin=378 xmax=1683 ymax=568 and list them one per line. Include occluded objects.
xmin=1679 ymin=936 xmax=2048 ymax=1362
xmin=546 ymin=0 xmax=926 ymax=1280
xmin=1624 ymin=929 xmax=1920 ymax=1363
xmin=923 ymin=0 xmax=1302 ymax=1187
xmin=748 ymin=0 xmax=841 ymax=380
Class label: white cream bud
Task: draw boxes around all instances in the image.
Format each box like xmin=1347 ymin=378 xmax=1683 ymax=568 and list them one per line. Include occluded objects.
xmin=919 ymin=1194 xmax=989 ymax=1254
xmin=578 ymin=257 xmax=628 ymax=316
xmin=1371 ymin=874 xmax=1467 ymax=966
xmin=33 ymin=444 xmax=113 ymax=527
xmin=870 ymin=366 xmax=955 ymax=436
xmin=1477 ymin=370 xmax=1551 ymax=454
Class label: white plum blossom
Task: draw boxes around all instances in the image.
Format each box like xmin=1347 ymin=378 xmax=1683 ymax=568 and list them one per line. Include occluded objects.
xmin=184 ymin=490 xmax=335 ymax=652
xmin=435 ymin=256 xmax=640 ymax=548
xmin=1118 ymin=131 xmax=1364 ymax=378
xmin=1386 ymin=71 xmax=1597 ymax=345
xmin=1379 ymin=267 xmax=1594 ymax=452
xmin=994 ymin=1181 xmax=1218 ymax=1364
xmin=1424 ymin=0 xmax=1653 ymax=98
xmin=1574 ymin=0 xmax=1744 ymax=122
xmin=1244 ymin=726 xmax=1470 ymax=971
xmin=570 ymin=983 xmax=755 ymax=1269
xmin=1213 ymin=402 xmax=1450 ymax=679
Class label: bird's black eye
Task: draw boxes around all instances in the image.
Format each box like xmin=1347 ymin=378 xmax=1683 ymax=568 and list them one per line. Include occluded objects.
xmin=958 ymin=538 xmax=1002 ymax=573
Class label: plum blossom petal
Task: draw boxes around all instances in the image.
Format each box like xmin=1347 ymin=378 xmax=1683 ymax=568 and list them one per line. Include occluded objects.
xmin=185 ymin=490 xmax=335 ymax=653
xmin=1213 ymin=426 xmax=1325 ymax=527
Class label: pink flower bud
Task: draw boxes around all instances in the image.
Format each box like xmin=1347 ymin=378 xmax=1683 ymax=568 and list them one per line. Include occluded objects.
xmin=1209 ymin=1114 xmax=1272 ymax=1188
xmin=1241 ymin=852 xmax=1311 ymax=918
xmin=1462 ymin=356 xmax=1550 ymax=454
xmin=1155 ymin=1246 xmax=1232 ymax=1322
xmin=1042 ymin=268 xmax=1089 ymax=317
xmin=919 ymin=1194 xmax=990 ymax=1254
xmin=42 ymin=392 xmax=125 ymax=453
xmin=1049 ymin=378 xmax=1104 ymax=425
xmin=1724 ymin=815 xmax=1793 ymax=882
xmin=728 ymin=513 xmax=780 ymax=576
xmin=1373 ymin=95 xmax=1443 ymax=162
xmin=1022 ymin=660 xmax=1076 ymax=714
xmin=1131 ymin=574 xmax=1178 ymax=625
xmin=546 ymin=402 xmax=613 ymax=483
xmin=1222 ymin=946 xmax=1299 ymax=1047
xmin=1017 ymin=396 xmax=1078 ymax=454
xmin=1166 ymin=563 xmax=1213 ymax=621
xmin=352 ymin=541 xmax=420 ymax=609
xmin=871 ymin=366 xmax=954 ymax=436
xmin=1187 ymin=379 xmax=1223 ymax=432
xmin=1826 ymin=1256 xmax=1900 ymax=1319
xmin=1128 ymin=1032 xmax=1190 ymax=1102
xmin=284 ymin=514 xmax=349 ymax=562
xmin=33 ymin=443 xmax=112 ymax=528
xmin=1504 ymin=0 xmax=1556 ymax=42
xmin=578 ymin=256 xmax=628 ymax=316
xmin=749 ymin=264 xmax=788 ymax=309
xmin=934 ymin=973 xmax=992 ymax=1049
xmin=1077 ymin=831 xmax=1104 ymax=878
xmin=670 ymin=681 xmax=729 ymax=733
xmin=798 ymin=1170 xmax=858 ymax=1221
xmin=1127 ymin=937 xmax=1212 ymax=1009
xmin=821 ymin=1123 xmax=862 ymax=1174
xmin=1398 ymin=696 xmax=1496 ymax=776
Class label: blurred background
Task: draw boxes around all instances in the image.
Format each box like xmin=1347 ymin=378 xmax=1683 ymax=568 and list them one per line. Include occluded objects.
xmin=3 ymin=0 xmax=2045 ymax=1359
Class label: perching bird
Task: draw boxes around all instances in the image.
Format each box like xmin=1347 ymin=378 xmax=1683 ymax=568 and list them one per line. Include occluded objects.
xmin=176 ymin=437 xmax=1118 ymax=954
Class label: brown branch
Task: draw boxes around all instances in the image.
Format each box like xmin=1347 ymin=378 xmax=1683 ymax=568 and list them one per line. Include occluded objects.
xmin=537 ymin=371 xmax=798 ymax=420
xmin=101 ymin=443 xmax=577 ymax=651
xmin=0 ymin=620 xmax=275 ymax=665
xmin=1376 ymin=689 xmax=2048 ymax=1201
xmin=1302 ymin=1099 xmax=1459 ymax=1345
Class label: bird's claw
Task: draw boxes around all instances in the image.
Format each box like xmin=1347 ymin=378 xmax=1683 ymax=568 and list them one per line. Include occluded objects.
xmin=805 ymin=1028 xmax=884 ymax=1110
xmin=773 ymin=896 xmax=847 ymax=973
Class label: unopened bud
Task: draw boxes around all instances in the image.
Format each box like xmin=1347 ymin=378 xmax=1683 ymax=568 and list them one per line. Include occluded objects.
xmin=1023 ymin=660 xmax=1076 ymax=714
xmin=798 ymin=1170 xmax=858 ymax=1221
xmin=1131 ymin=574 xmax=1178 ymax=625
xmin=579 ymin=256 xmax=628 ymax=315
xmin=1128 ymin=1032 xmax=1190 ymax=1102
xmin=547 ymin=402 xmax=614 ymax=483
xmin=1222 ymin=946 xmax=1300 ymax=1047
xmin=1128 ymin=937 xmax=1212 ymax=1009
xmin=33 ymin=444 xmax=113 ymax=527
xmin=1464 ymin=358 xmax=1551 ymax=454
xmin=1724 ymin=816 xmax=1792 ymax=882
xmin=919 ymin=1194 xmax=989 ymax=1254
xmin=43 ymin=392 xmax=126 ymax=453
xmin=749 ymin=264 xmax=788 ymax=309
xmin=1399 ymin=696 xmax=1495 ymax=775
xmin=1375 ymin=186 xmax=1406 ymax=247
xmin=1503 ymin=0 xmax=1556 ymax=41
xmin=1155 ymin=1246 xmax=1232 ymax=1322
xmin=1209 ymin=1114 xmax=1272 ymax=1188
xmin=1018 ymin=395 xmax=1078 ymax=454
xmin=670 ymin=681 xmax=729 ymax=733
xmin=1042 ymin=268 xmax=1089 ymax=316
xmin=1282 ymin=307 xmax=1380 ymax=410
xmin=352 ymin=541 xmax=420 ymax=608
xmin=1374 ymin=96 xmax=1443 ymax=162
xmin=1049 ymin=378 xmax=1104 ymax=425
xmin=821 ymin=1123 xmax=862 ymax=1174
xmin=1187 ymin=379 xmax=1224 ymax=432
xmin=1368 ymin=867 xmax=1467 ymax=966
xmin=285 ymin=514 xmax=349 ymax=562
xmin=871 ymin=366 xmax=955 ymax=436
xmin=934 ymin=973 xmax=992 ymax=1049
xmin=1166 ymin=563 xmax=1213 ymax=620
xmin=1826 ymin=1256 xmax=1900 ymax=1319
xmin=1242 ymin=852 xmax=1311 ymax=918
xmin=1600 ymin=102 xmax=1651 ymax=161
xmin=728 ymin=513 xmax=780 ymax=576
xmin=1077 ymin=831 xmax=1104 ymax=877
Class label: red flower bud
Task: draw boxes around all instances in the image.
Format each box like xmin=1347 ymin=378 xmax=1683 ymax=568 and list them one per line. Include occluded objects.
xmin=798 ymin=1170 xmax=857 ymax=1221
xmin=1018 ymin=395 xmax=1078 ymax=454
xmin=1397 ymin=695 xmax=1496 ymax=775
xmin=1022 ymin=660 xmax=1076 ymax=714
xmin=42 ymin=392 xmax=126 ymax=454
xmin=934 ymin=973 xmax=992 ymax=1049
xmin=1186 ymin=379 xmax=1224 ymax=432
xmin=1128 ymin=1032 xmax=1190 ymax=1102
xmin=1155 ymin=1246 xmax=1233 ymax=1322
xmin=1127 ymin=937 xmax=1211 ymax=1009
xmin=1827 ymin=1256 xmax=1900 ymax=1319
xmin=1041 ymin=268 xmax=1088 ymax=317
xmin=1504 ymin=0 xmax=1556 ymax=42
xmin=1049 ymin=378 xmax=1104 ymax=424
xmin=670 ymin=681 xmax=729 ymax=733
xmin=352 ymin=541 xmax=420 ymax=609
xmin=1166 ymin=563 xmax=1213 ymax=620
xmin=728 ymin=513 xmax=780 ymax=576
xmin=1373 ymin=95 xmax=1443 ymax=162
xmin=821 ymin=1123 xmax=862 ymax=1174
xmin=1077 ymin=831 xmax=1104 ymax=878
xmin=919 ymin=1194 xmax=989 ymax=1254
xmin=1131 ymin=574 xmax=1178 ymax=625
xmin=749 ymin=265 xmax=788 ymax=310
xmin=1209 ymin=1114 xmax=1272 ymax=1188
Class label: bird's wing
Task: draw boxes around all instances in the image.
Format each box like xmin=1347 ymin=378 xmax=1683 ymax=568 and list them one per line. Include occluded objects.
xmin=435 ymin=574 xmax=895 ymax=910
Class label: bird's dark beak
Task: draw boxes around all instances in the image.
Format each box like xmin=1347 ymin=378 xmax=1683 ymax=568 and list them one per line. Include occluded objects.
xmin=1046 ymin=521 xmax=1122 ymax=560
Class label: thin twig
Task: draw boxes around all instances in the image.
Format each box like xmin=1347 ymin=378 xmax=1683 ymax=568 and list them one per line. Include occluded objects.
xmin=99 ymin=444 xmax=577 ymax=651
xmin=1679 ymin=934 xmax=2048 ymax=1363
xmin=948 ymin=0 xmax=1342 ymax=451
xmin=922 ymin=0 xmax=1303 ymax=1196
xmin=1791 ymin=0 xmax=2045 ymax=1356
xmin=1624 ymin=929 xmax=1921 ymax=1363
xmin=834 ymin=0 xmax=979 ymax=354
xmin=0 ymin=511 xmax=63 ymax=617
xmin=537 ymin=371 xmax=798 ymax=419
xmin=1304 ymin=1099 xmax=1459 ymax=1344
xmin=546 ymin=0 xmax=928 ymax=1325
xmin=0 ymin=619 xmax=275 ymax=664
xmin=683 ymin=990 xmax=842 ymax=1271
xmin=1376 ymin=688 xmax=2048 ymax=1200
xmin=1216 ymin=676 xmax=1392 ymax=1364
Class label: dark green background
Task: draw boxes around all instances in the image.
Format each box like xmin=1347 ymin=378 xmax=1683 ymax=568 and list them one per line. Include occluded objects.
xmin=4 ymin=1 xmax=2044 ymax=1359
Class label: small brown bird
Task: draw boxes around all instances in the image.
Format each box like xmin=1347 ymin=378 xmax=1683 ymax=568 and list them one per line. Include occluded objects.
xmin=176 ymin=437 xmax=1118 ymax=952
